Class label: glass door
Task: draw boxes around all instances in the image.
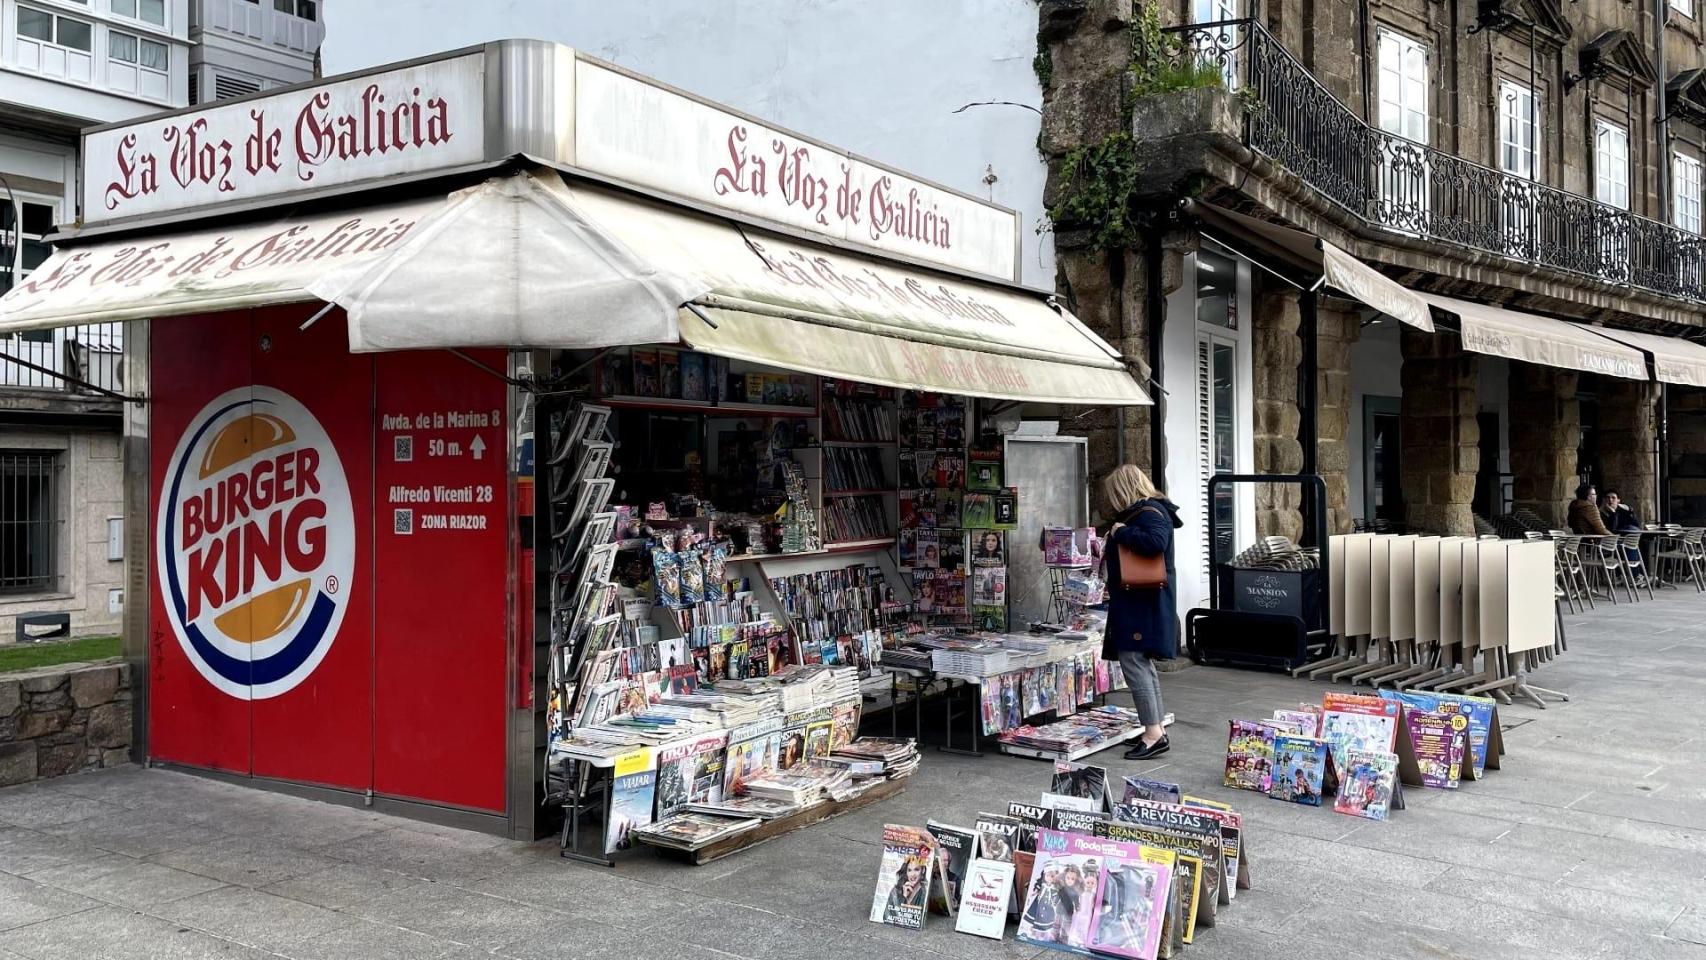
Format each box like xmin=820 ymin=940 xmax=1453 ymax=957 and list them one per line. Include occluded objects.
xmin=1197 ymin=333 xmax=1239 ymax=575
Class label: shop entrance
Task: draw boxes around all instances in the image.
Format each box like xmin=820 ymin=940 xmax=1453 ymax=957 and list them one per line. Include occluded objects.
xmin=1362 ymin=396 xmax=1403 ymax=525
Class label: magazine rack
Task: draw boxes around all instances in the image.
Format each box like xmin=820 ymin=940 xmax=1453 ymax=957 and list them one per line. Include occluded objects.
xmin=1186 ymin=474 xmax=1331 ymax=670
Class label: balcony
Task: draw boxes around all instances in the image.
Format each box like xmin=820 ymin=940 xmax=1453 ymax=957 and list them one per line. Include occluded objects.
xmin=1152 ymin=18 xmax=1706 ymax=305
xmin=0 ymin=324 xmax=124 ymax=395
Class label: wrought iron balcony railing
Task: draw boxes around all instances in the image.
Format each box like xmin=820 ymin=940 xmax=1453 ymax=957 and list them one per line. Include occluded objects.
xmin=0 ymin=323 xmax=124 ymax=394
xmin=1154 ymin=18 xmax=1706 ymax=303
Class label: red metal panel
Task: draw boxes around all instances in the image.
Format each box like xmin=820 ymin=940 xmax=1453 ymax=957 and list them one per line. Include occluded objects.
xmin=149 ymin=312 xmax=253 ymax=774
xmin=372 ymin=348 xmax=509 ymax=812
xmin=246 ymin=308 xmax=374 ymax=790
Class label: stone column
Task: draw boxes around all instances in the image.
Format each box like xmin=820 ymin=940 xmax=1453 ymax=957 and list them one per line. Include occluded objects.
xmin=1508 ymin=364 xmax=1579 ymax=528
xmin=1399 ymin=329 xmax=1479 ymax=535
xmin=1316 ymin=301 xmax=1361 ymax=535
xmin=1597 ymin=378 xmax=1661 ymax=520
xmin=1252 ymin=286 xmax=1303 ymax=541
xmin=1669 ymin=386 xmax=1706 ymax=523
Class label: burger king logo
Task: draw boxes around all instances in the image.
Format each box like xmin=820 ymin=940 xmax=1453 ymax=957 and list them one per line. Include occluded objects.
xmin=157 ymin=386 xmax=354 ymax=699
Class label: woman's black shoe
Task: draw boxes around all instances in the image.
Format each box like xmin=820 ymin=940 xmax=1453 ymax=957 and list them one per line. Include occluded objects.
xmin=1123 ymin=735 xmax=1169 ymax=760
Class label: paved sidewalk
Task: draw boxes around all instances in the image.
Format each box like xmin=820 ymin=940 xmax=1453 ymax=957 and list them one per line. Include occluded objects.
xmin=0 ymin=592 xmax=1704 ymax=959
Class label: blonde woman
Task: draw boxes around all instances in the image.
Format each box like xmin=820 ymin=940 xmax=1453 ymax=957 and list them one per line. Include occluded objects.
xmin=1101 ymin=465 xmax=1182 ymax=761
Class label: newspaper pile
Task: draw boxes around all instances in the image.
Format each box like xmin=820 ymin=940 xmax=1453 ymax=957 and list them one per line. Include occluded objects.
xmin=997 ymin=704 xmax=1146 ymax=755
xmin=742 ymin=760 xmax=854 ymax=806
xmin=632 ymin=812 xmax=762 ymax=852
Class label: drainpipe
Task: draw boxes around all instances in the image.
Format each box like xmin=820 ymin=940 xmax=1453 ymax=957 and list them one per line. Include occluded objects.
xmin=1146 ymin=228 xmax=1167 ymax=487
xmin=1357 ymin=0 xmax=1372 ymax=123
xmin=1658 ymin=0 xmax=1671 ymax=214
xmin=1659 ymin=384 xmax=1671 ymax=523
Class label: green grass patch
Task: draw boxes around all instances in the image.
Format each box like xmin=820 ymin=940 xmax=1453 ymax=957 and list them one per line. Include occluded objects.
xmin=0 ymin=635 xmax=121 ymax=674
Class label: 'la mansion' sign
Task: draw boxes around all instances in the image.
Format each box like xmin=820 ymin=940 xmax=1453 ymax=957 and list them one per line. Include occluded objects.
xmin=82 ymin=42 xmax=1019 ymax=282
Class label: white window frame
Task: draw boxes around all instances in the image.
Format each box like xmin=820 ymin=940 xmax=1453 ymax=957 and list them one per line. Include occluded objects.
xmin=1 ymin=194 xmax=60 ymax=296
xmin=1594 ymin=119 xmax=1630 ymax=210
xmin=1673 ymin=0 xmax=1695 ymax=19
xmin=1193 ymin=0 xmax=1239 ymax=85
xmin=109 ymin=29 xmax=168 ymax=74
xmin=1377 ymin=28 xmax=1430 ymax=144
xmin=1675 ymin=153 xmax=1703 ymax=233
xmin=110 ymin=0 xmax=166 ymax=27
xmin=1498 ymin=80 xmax=1539 ymax=179
xmin=16 ymin=5 xmax=93 ymax=52
xmin=273 ymin=0 xmax=317 ymax=21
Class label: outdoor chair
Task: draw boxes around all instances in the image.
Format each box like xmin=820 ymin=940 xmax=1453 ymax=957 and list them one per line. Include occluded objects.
xmin=1619 ymin=532 xmax=1656 ymax=601
xmin=1553 ymin=537 xmax=1593 ymax=612
xmin=1655 ymin=528 xmax=1706 ymax=592
xmin=1583 ymin=536 xmax=1636 ymax=604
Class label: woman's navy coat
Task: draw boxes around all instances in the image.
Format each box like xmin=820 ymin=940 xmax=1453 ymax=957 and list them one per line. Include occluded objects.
xmin=1101 ymin=497 xmax=1183 ymax=661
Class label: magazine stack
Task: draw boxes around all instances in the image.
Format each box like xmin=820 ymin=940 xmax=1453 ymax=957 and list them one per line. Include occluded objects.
xmin=828 ymin=737 xmax=922 ymax=782
xmin=1220 ymin=688 xmax=1506 ymax=823
xmin=871 ymin=763 xmax=1256 ymax=958
xmin=632 ymin=812 xmax=763 ymax=853
xmin=998 ymin=705 xmax=1148 ymax=760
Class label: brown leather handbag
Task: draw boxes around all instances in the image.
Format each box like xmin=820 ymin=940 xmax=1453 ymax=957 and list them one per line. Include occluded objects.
xmin=1115 ymin=506 xmax=1168 ymax=590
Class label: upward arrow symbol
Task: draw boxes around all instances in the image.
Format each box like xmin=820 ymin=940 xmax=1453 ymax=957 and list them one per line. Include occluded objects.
xmin=470 ymin=435 xmax=487 ymax=460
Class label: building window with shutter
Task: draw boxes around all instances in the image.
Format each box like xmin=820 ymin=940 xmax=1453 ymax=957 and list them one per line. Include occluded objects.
xmin=1595 ymin=120 xmax=1630 ymax=210
xmin=1675 ymin=153 xmax=1703 ymax=233
xmin=0 ymin=451 xmax=58 ymax=595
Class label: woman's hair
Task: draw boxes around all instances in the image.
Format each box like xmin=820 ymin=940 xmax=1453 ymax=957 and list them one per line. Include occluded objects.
xmin=1103 ymin=464 xmax=1162 ymax=511
xmin=1575 ymin=482 xmax=1594 ymax=501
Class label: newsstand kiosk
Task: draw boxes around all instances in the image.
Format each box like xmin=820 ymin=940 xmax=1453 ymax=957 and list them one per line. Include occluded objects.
xmin=0 ymin=41 xmax=1148 ymax=839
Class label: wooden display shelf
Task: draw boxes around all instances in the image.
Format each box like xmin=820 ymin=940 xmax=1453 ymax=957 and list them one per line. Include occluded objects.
xmin=826 ymin=537 xmax=896 ymax=553
xmin=819 ymin=439 xmax=896 ymax=448
xmin=599 ymin=396 xmax=818 ymax=418
xmin=651 ymin=778 xmax=908 ymax=865
xmin=825 ymin=489 xmax=893 ymax=497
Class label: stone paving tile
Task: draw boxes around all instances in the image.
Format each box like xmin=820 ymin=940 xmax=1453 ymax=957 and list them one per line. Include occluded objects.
xmin=311 ymin=827 xmax=516 ymax=885
xmin=1423 ymin=864 xmax=1688 ymax=936
xmin=1665 ymin=909 xmax=1706 ymax=947
xmin=149 ymin=835 xmax=346 ymax=889
xmin=151 ymin=885 xmax=358 ymax=950
xmin=284 ymin=919 xmax=494 ymax=960
xmin=257 ymin=863 xmax=425 ymax=911
xmin=0 ymin=871 xmax=100 ymax=933
xmin=0 ymin=906 xmax=278 ymax=960
xmin=0 ymin=788 xmax=130 ymax=832
xmin=348 ymin=879 xmax=584 ymax=952
xmin=38 ymin=807 xmax=234 ymax=860
xmin=24 ymin=855 xmax=228 ymax=910
xmin=0 ymin=827 xmax=106 ymax=877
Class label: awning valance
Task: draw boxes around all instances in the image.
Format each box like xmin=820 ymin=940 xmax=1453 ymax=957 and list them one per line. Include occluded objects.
xmin=1190 ymin=202 xmax=1435 ymax=332
xmin=1418 ymin=293 xmax=1649 ymax=381
xmin=0 ymin=169 xmax=1148 ymax=406
xmin=1582 ymin=325 xmax=1706 ymax=387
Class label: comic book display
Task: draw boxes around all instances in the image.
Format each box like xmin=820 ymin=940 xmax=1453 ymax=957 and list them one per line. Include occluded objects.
xmin=1335 ymin=750 xmax=1400 ymax=820
xmin=1222 ymin=721 xmax=1276 ymax=792
xmin=1267 ymin=736 xmax=1332 ymax=806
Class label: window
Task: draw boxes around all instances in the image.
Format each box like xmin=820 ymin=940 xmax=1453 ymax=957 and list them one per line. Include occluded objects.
xmin=274 ymin=0 xmax=317 ymax=20
xmin=0 ymin=452 xmax=58 ymax=594
xmin=1595 ymin=120 xmax=1630 ymax=210
xmin=1377 ymin=30 xmax=1429 ymax=144
xmin=1193 ymin=0 xmax=1238 ymax=84
xmin=1499 ymin=81 xmax=1539 ymax=179
xmin=111 ymin=0 xmax=165 ymax=26
xmin=0 ymin=198 xmax=58 ymax=296
xmin=17 ymin=6 xmax=91 ymax=50
xmin=1673 ymin=0 xmax=1694 ymax=18
xmin=110 ymin=31 xmax=168 ymax=71
xmin=1675 ymin=154 xmax=1703 ymax=233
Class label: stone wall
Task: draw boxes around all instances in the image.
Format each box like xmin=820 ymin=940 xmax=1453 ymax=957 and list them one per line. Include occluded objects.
xmin=1509 ymin=365 xmax=1581 ymax=528
xmin=1252 ymin=285 xmax=1303 ymax=541
xmin=1598 ymin=378 xmax=1661 ymax=520
xmin=1670 ymin=387 xmax=1706 ymax=524
xmin=1317 ymin=302 xmax=1361 ymax=535
xmin=0 ymin=660 xmax=132 ymax=787
xmin=1400 ymin=328 xmax=1479 ymax=535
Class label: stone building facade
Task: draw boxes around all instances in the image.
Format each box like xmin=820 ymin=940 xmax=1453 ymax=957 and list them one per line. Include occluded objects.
xmin=1039 ymin=0 xmax=1699 ymax=607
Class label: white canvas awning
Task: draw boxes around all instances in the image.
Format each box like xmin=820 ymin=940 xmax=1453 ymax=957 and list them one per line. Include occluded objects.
xmin=0 ymin=168 xmax=1148 ymax=406
xmin=1418 ymin=293 xmax=1649 ymax=381
xmin=1582 ymin=326 xmax=1706 ymax=388
xmin=1190 ymin=201 xmax=1435 ymax=332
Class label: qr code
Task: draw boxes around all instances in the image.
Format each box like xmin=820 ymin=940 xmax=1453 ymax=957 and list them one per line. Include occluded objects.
xmin=393 ymin=509 xmax=414 ymax=535
xmin=393 ymin=435 xmax=413 ymax=462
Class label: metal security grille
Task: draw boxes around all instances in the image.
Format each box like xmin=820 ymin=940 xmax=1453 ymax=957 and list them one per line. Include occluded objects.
xmin=0 ymin=452 xmax=57 ymax=593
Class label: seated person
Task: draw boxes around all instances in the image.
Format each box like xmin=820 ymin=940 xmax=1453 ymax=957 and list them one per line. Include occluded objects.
xmin=1600 ymin=490 xmax=1642 ymax=533
xmin=1568 ymin=483 xmax=1611 ymax=536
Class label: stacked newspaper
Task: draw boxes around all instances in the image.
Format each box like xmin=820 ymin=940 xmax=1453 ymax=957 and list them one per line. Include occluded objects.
xmin=632 ymin=812 xmax=762 ymax=852
xmin=997 ymin=704 xmax=1145 ymax=754
xmin=687 ymin=794 xmax=804 ymax=820
xmin=876 ymin=644 xmax=934 ymax=671
xmin=829 ymin=737 xmax=921 ymax=781
xmin=742 ymin=760 xmax=852 ymax=806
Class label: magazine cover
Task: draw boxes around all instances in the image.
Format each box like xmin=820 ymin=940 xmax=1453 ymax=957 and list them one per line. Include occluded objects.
xmin=1403 ymin=710 xmax=1468 ymax=789
xmin=1178 ymin=798 xmax=1244 ymax=901
xmin=604 ymin=749 xmax=658 ymax=855
xmin=652 ymin=552 xmax=683 ymax=609
xmin=680 ymin=352 xmax=707 ymax=401
xmin=1052 ymin=761 xmax=1112 ymax=812
xmin=654 ymin=733 xmax=729 ymax=818
xmin=1086 ymin=845 xmax=1175 ymax=960
xmin=974 ymin=813 xmax=1020 ymax=863
xmin=631 ymin=348 xmax=658 ymax=397
xmin=1100 ymin=819 xmax=1211 ymax=944
xmin=1121 ymin=777 xmax=1183 ymax=806
xmin=1268 ymin=735 xmax=1331 ymax=806
xmin=829 ymin=699 xmax=861 ymax=752
xmin=968 ymin=450 xmax=1003 ymax=491
xmin=956 ymin=859 xmax=1016 ymax=940
xmin=1272 ymin=708 xmax=1320 ymax=738
xmin=1051 ymin=808 xmax=1110 ymax=838
xmin=723 ymin=716 xmax=784 ymax=796
xmin=1335 ymin=750 xmax=1399 ymax=820
xmin=1042 ymin=793 xmax=1098 ymax=814
xmin=1107 ymin=801 xmax=1223 ymax=929
xmin=1223 ymin=720 xmax=1276 ymax=792
xmin=1015 ymin=830 xmax=1101 ymax=954
xmin=926 ymin=822 xmax=980 ymax=915
xmin=870 ymin=824 xmax=938 ymax=929
xmin=1380 ymin=689 xmax=1496 ymax=777
xmin=1319 ymin=692 xmax=1400 ymax=775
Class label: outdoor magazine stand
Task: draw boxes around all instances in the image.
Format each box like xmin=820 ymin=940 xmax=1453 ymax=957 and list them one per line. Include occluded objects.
xmin=1186 ymin=473 xmax=1331 ymax=670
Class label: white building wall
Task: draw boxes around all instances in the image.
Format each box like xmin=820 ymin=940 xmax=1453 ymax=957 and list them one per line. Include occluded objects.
xmin=0 ymin=0 xmax=191 ymax=123
xmin=0 ymin=428 xmax=125 ymax=639
xmin=189 ymin=0 xmax=321 ymax=103
xmin=320 ymin=0 xmax=1055 ymax=289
